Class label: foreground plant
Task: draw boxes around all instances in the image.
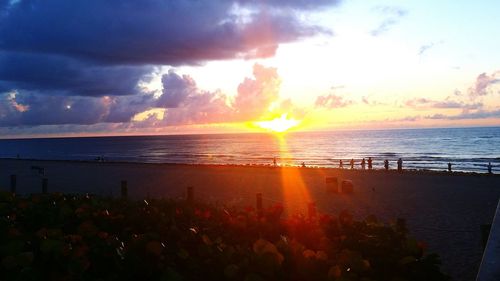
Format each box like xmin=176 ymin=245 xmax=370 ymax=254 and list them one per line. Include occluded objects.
xmin=0 ymin=191 xmax=449 ymax=281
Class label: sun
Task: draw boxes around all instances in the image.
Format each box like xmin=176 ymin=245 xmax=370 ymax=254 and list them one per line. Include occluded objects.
xmin=255 ymin=113 xmax=300 ymax=133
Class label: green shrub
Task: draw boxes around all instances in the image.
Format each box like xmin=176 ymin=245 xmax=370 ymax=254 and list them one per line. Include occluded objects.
xmin=0 ymin=191 xmax=449 ymax=281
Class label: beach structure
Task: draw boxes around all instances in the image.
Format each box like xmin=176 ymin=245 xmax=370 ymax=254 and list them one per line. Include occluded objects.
xmin=325 ymin=177 xmax=339 ymax=193
xmin=341 ymin=180 xmax=354 ymax=193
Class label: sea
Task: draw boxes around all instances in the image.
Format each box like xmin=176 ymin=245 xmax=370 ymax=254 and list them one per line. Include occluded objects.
xmin=0 ymin=127 xmax=499 ymax=173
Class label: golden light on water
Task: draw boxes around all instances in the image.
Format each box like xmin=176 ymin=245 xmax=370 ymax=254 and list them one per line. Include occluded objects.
xmin=254 ymin=113 xmax=300 ymax=133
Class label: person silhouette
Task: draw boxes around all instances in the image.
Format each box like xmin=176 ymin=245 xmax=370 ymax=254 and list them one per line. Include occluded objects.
xmin=301 ymin=162 xmax=306 ymax=168
xmin=350 ymin=158 xmax=354 ymax=169
xmin=361 ymin=158 xmax=366 ymax=170
xmin=339 ymin=159 xmax=343 ymax=169
xmin=397 ymin=158 xmax=403 ymax=172
xmin=368 ymin=157 xmax=373 ymax=170
xmin=488 ymin=162 xmax=492 ymax=174
xmin=448 ymin=162 xmax=452 ymax=172
xmin=384 ymin=159 xmax=389 ymax=171
xmin=273 ymin=157 xmax=277 ymax=167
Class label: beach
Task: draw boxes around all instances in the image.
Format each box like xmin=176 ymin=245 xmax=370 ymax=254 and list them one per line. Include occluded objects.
xmin=1 ymin=159 xmax=499 ymax=280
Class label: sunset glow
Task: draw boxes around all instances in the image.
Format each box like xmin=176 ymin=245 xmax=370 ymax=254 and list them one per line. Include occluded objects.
xmin=255 ymin=114 xmax=300 ymax=133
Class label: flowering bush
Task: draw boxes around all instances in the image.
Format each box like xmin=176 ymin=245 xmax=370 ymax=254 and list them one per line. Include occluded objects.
xmin=0 ymin=191 xmax=449 ymax=280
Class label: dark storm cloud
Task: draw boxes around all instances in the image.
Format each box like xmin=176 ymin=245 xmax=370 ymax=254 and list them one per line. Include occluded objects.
xmin=0 ymin=0 xmax=339 ymax=65
xmin=0 ymin=0 xmax=340 ymax=130
xmin=0 ymin=63 xmax=289 ymax=127
xmin=0 ymin=52 xmax=153 ymax=96
xmin=0 ymin=91 xmax=154 ymax=126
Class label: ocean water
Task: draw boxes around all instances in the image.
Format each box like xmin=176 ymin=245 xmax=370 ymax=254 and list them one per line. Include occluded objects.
xmin=0 ymin=127 xmax=499 ymax=173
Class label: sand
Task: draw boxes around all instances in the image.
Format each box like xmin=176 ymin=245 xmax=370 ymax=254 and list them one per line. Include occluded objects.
xmin=1 ymin=159 xmax=499 ymax=281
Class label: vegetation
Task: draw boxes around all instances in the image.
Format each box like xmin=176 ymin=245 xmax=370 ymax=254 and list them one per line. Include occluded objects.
xmin=0 ymin=191 xmax=449 ymax=281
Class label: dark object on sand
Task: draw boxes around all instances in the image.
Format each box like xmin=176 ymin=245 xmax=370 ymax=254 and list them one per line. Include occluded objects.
xmin=31 ymin=165 xmax=45 ymax=175
xmin=448 ymin=162 xmax=452 ymax=172
xmin=325 ymin=177 xmax=339 ymax=193
xmin=339 ymin=159 xmax=343 ymax=169
xmin=361 ymin=158 xmax=366 ymax=170
xmin=42 ymin=178 xmax=48 ymax=194
xmin=121 ymin=180 xmax=128 ymax=199
xmin=397 ymin=158 xmax=403 ymax=172
xmin=341 ymin=180 xmax=354 ymax=193
xmin=350 ymin=158 xmax=354 ymax=169
xmin=10 ymin=174 xmax=16 ymax=194
xmin=368 ymin=157 xmax=373 ymax=170
xmin=384 ymin=159 xmax=389 ymax=170
xmin=487 ymin=162 xmax=493 ymax=174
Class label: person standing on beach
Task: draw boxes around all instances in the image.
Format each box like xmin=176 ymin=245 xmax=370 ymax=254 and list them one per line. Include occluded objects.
xmin=384 ymin=159 xmax=389 ymax=170
xmin=350 ymin=158 xmax=354 ymax=169
xmin=339 ymin=159 xmax=343 ymax=169
xmin=448 ymin=162 xmax=452 ymax=172
xmin=368 ymin=157 xmax=373 ymax=170
xmin=273 ymin=157 xmax=277 ymax=167
xmin=397 ymin=158 xmax=403 ymax=172
xmin=361 ymin=158 xmax=366 ymax=170
xmin=488 ymin=162 xmax=493 ymax=174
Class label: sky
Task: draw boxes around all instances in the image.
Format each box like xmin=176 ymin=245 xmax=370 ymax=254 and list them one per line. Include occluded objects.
xmin=0 ymin=0 xmax=499 ymax=138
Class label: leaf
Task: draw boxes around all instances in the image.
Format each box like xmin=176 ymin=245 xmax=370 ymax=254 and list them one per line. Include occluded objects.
xmin=224 ymin=264 xmax=239 ymax=278
xmin=146 ymin=241 xmax=163 ymax=256
xmin=399 ymin=256 xmax=417 ymax=265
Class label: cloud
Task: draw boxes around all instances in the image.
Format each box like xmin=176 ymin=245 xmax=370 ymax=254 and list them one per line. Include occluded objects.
xmin=0 ymin=0 xmax=338 ymax=66
xmin=370 ymin=6 xmax=407 ymax=36
xmin=0 ymin=63 xmax=293 ymax=128
xmin=426 ymin=109 xmax=500 ymax=120
xmin=315 ymin=94 xmax=353 ymax=109
xmin=404 ymin=97 xmax=483 ymax=110
xmin=0 ymin=91 xmax=155 ymax=126
xmin=417 ymin=41 xmax=442 ymax=56
xmin=469 ymin=71 xmax=500 ymax=97
xmin=161 ymin=63 xmax=285 ymax=125
xmin=0 ymin=52 xmax=153 ymax=97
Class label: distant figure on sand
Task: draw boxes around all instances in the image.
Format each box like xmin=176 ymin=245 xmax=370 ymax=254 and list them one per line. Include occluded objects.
xmin=384 ymin=159 xmax=389 ymax=170
xmin=397 ymin=158 xmax=403 ymax=172
xmin=350 ymin=158 xmax=354 ymax=169
xmin=448 ymin=162 xmax=452 ymax=172
xmin=273 ymin=157 xmax=277 ymax=167
xmin=488 ymin=162 xmax=492 ymax=174
xmin=368 ymin=157 xmax=373 ymax=170
xmin=301 ymin=162 xmax=306 ymax=168
xmin=361 ymin=158 xmax=366 ymax=170
xmin=339 ymin=159 xmax=343 ymax=169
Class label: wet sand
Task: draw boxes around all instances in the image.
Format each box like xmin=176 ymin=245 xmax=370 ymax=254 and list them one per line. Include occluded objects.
xmin=1 ymin=159 xmax=499 ymax=280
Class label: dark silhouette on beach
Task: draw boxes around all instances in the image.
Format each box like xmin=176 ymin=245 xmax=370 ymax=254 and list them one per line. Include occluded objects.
xmin=384 ymin=159 xmax=389 ymax=170
xmin=301 ymin=162 xmax=306 ymax=168
xmin=397 ymin=158 xmax=403 ymax=172
xmin=368 ymin=157 xmax=373 ymax=170
xmin=488 ymin=162 xmax=492 ymax=174
xmin=361 ymin=158 xmax=366 ymax=170
xmin=273 ymin=157 xmax=277 ymax=167
xmin=447 ymin=162 xmax=452 ymax=172
xmin=350 ymin=158 xmax=354 ymax=169
xmin=339 ymin=159 xmax=343 ymax=169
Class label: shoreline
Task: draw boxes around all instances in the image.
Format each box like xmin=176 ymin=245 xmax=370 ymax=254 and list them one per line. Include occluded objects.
xmin=1 ymin=157 xmax=497 ymax=177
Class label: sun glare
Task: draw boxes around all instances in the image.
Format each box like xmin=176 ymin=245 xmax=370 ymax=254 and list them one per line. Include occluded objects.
xmin=255 ymin=114 xmax=300 ymax=133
